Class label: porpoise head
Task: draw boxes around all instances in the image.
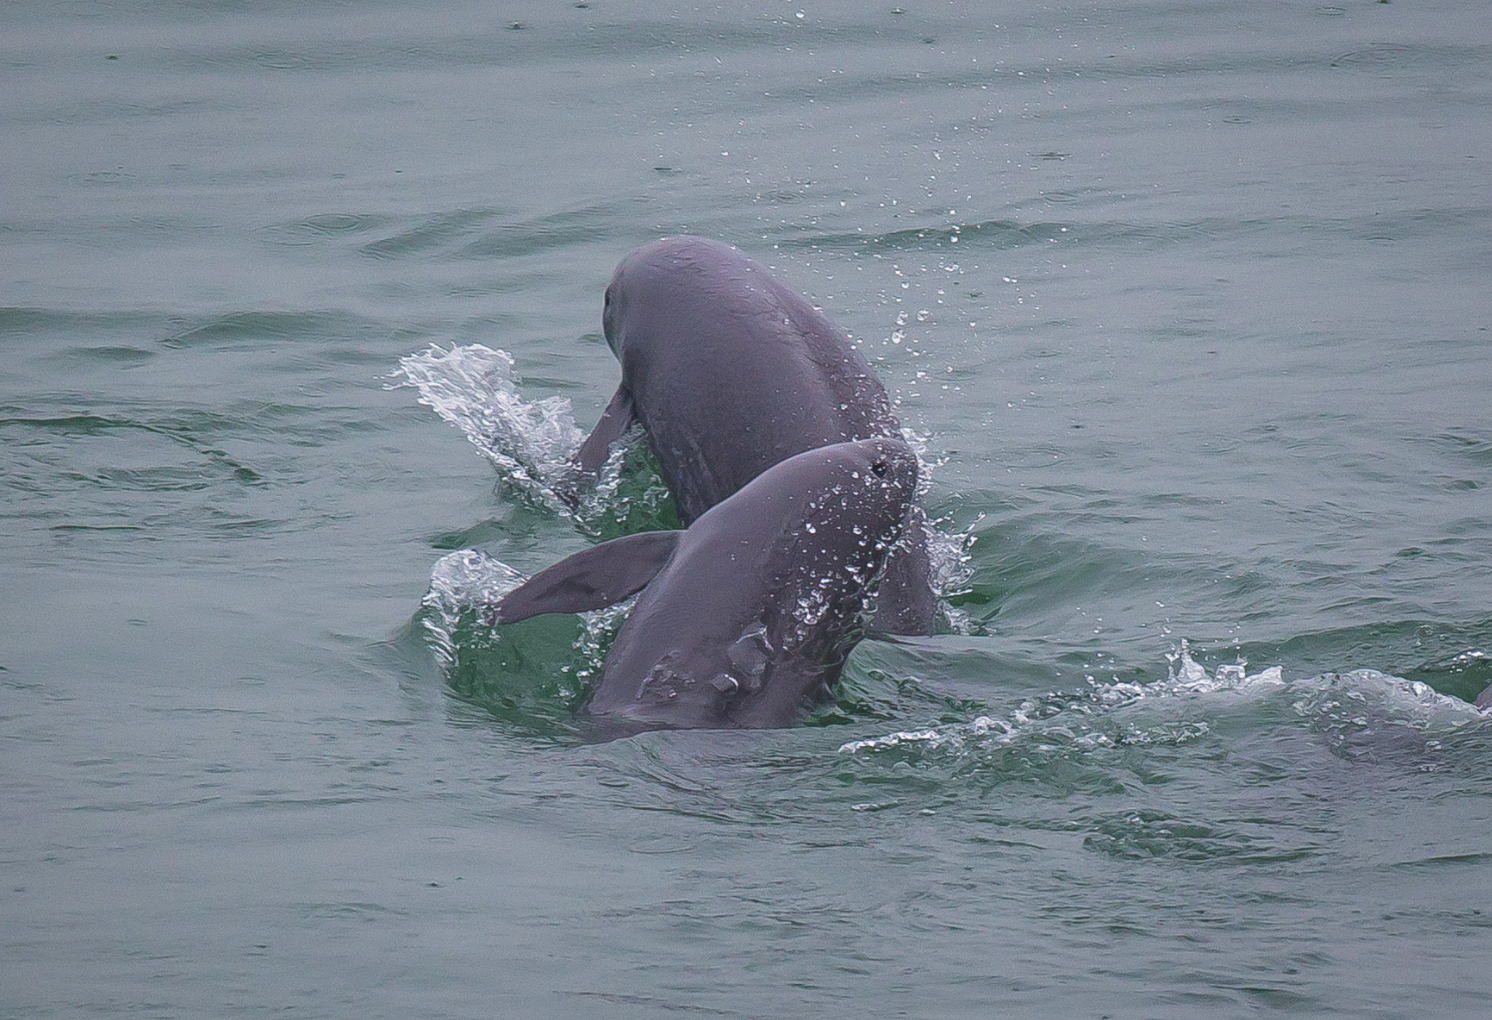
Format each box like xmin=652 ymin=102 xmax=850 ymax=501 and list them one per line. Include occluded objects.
xmin=488 ymin=436 xmax=921 ymax=734
xmin=601 ymin=235 xmax=749 ymax=360
xmin=587 ymin=436 xmax=922 ymax=731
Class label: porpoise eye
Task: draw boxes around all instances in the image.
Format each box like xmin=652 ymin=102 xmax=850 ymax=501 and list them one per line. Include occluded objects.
xmin=604 ymin=287 xmax=613 ymax=309
xmin=871 ymin=460 xmax=889 ymax=478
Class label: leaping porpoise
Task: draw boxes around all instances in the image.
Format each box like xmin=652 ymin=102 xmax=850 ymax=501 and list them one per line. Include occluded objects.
xmin=493 ymin=438 xmax=919 ymax=735
xmin=563 ymin=235 xmax=936 ymax=636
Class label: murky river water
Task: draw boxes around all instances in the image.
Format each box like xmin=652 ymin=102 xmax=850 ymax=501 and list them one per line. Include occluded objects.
xmin=4 ymin=2 xmax=1491 ymax=1016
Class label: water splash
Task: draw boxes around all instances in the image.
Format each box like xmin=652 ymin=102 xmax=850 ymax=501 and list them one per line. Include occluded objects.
xmin=927 ymin=512 xmax=978 ymax=633
xmin=894 ymin=424 xmax=977 ymax=630
xmin=573 ymin=433 xmax=682 ymax=539
xmin=419 ymin=547 xmax=632 ymax=734
xmin=420 ymin=548 xmax=525 ymax=669
xmin=399 ymin=342 xmax=980 ymax=695
xmin=839 ymin=640 xmax=1483 ymax=760
xmin=390 ymin=343 xmax=582 ymax=511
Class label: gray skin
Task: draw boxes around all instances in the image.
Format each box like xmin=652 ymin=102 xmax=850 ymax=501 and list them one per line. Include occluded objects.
xmin=494 ymin=438 xmax=920 ymax=735
xmin=565 ymin=235 xmax=936 ymax=636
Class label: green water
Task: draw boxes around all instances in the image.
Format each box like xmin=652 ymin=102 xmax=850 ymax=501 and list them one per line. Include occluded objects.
xmin=4 ymin=1 xmax=1491 ymax=1016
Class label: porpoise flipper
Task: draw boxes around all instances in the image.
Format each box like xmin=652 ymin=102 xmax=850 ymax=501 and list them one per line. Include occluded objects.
xmin=554 ymin=386 xmax=638 ymax=510
xmin=868 ymin=508 xmax=937 ymax=636
xmin=489 ymin=530 xmax=680 ymax=624
xmin=573 ymin=385 xmax=637 ymax=476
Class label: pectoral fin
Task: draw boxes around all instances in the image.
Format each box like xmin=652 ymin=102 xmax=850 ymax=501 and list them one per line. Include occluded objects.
xmin=573 ymin=385 xmax=638 ymax=475
xmin=489 ymin=530 xmax=681 ymax=624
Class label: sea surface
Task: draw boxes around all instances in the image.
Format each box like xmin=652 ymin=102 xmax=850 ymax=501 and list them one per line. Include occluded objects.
xmin=4 ymin=1 xmax=1491 ymax=1017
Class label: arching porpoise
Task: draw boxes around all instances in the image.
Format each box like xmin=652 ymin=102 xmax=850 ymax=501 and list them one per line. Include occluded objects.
xmin=494 ymin=438 xmax=919 ymax=735
xmin=565 ymin=235 xmax=936 ymax=636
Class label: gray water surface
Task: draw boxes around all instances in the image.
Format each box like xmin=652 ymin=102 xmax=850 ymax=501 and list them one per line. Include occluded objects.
xmin=4 ymin=1 xmax=1491 ymax=1017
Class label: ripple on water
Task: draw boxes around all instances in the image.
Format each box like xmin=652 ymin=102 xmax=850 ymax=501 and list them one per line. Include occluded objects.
xmin=258 ymin=212 xmax=392 ymax=248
